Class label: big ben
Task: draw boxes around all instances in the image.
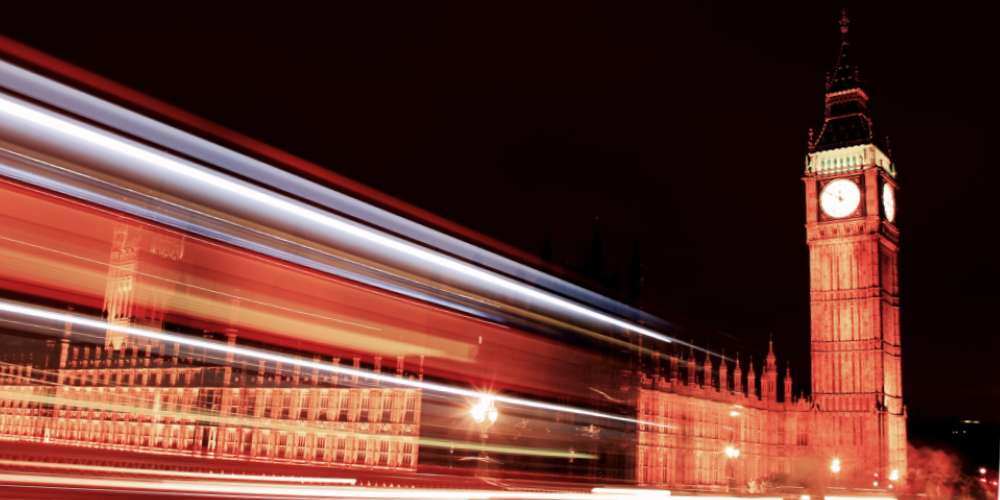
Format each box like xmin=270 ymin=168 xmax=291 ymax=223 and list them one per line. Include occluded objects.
xmin=803 ymin=11 xmax=906 ymax=483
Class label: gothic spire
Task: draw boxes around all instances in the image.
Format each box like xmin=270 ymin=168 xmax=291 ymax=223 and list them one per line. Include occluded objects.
xmin=784 ymin=361 xmax=794 ymax=403
xmin=766 ymin=334 xmax=777 ymax=371
xmin=719 ymin=349 xmax=730 ymax=392
xmin=733 ymin=352 xmax=743 ymax=394
xmin=813 ymin=9 xmax=876 ymax=151
xmin=826 ymin=8 xmax=862 ymax=92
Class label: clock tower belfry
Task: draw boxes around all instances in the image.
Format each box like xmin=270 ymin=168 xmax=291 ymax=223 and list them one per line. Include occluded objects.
xmin=803 ymin=10 xmax=906 ymax=484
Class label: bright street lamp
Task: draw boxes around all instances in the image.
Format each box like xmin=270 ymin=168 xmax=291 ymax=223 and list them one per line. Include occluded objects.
xmin=724 ymin=445 xmax=741 ymax=459
xmin=469 ymin=394 xmax=500 ymax=476
xmin=470 ymin=395 xmax=498 ymax=425
xmin=830 ymin=457 xmax=842 ymax=474
xmin=889 ymin=468 xmax=900 ymax=482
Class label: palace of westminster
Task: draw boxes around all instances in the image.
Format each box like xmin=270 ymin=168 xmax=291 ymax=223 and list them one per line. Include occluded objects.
xmin=0 ymin=12 xmax=907 ymax=492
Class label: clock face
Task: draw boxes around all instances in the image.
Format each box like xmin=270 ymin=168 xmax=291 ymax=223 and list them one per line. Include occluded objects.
xmin=882 ymin=183 xmax=896 ymax=222
xmin=819 ymin=178 xmax=861 ymax=218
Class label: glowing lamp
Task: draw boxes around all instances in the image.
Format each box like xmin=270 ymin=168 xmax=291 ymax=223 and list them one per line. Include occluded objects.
xmin=889 ymin=468 xmax=900 ymax=482
xmin=470 ymin=395 xmax=498 ymax=425
xmin=724 ymin=445 xmax=740 ymax=459
xmin=830 ymin=457 xmax=842 ymax=474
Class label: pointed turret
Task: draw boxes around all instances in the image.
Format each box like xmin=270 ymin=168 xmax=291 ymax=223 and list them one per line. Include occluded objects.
xmin=686 ymin=343 xmax=697 ymax=386
xmin=747 ymin=356 xmax=758 ymax=400
xmin=766 ymin=336 xmax=777 ymax=371
xmin=762 ymin=337 xmax=779 ymax=401
xmin=783 ymin=362 xmax=794 ymax=403
xmin=703 ymin=351 xmax=714 ymax=389
xmin=733 ymin=353 xmax=743 ymax=395
xmin=719 ymin=349 xmax=729 ymax=392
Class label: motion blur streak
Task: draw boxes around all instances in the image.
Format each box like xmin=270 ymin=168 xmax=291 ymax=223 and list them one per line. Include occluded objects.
xmin=825 ymin=497 xmax=897 ymax=500
xmin=0 ymin=299 xmax=665 ymax=432
xmin=0 ymin=471 xmax=769 ymax=499
xmin=590 ymin=488 xmax=670 ymax=497
xmin=0 ymin=459 xmax=357 ymax=484
xmin=0 ymin=232 xmax=468 ymax=361
xmin=0 ymin=92 xmax=678 ymax=349
xmin=0 ymin=55 xmax=671 ymax=333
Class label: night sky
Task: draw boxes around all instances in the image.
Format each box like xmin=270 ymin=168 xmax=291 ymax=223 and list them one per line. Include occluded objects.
xmin=2 ymin=3 xmax=996 ymax=425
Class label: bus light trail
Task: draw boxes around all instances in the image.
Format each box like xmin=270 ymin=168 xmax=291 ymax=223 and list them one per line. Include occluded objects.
xmin=0 ymin=459 xmax=357 ymax=484
xmin=0 ymin=92 xmax=679 ymax=349
xmin=0 ymin=469 xmax=780 ymax=499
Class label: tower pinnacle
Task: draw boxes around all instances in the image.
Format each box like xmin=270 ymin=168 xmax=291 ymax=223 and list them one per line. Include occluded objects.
xmin=766 ymin=335 xmax=777 ymax=371
xmin=813 ymin=9 xmax=876 ymax=152
xmin=826 ymin=8 xmax=862 ymax=93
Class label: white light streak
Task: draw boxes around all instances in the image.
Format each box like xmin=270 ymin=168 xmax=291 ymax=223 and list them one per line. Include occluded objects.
xmin=0 ymin=470 xmax=785 ymax=499
xmin=591 ymin=487 xmax=671 ymax=497
xmin=0 ymin=459 xmax=356 ymax=484
xmin=825 ymin=497 xmax=897 ymax=500
xmin=0 ymin=93 xmax=675 ymax=348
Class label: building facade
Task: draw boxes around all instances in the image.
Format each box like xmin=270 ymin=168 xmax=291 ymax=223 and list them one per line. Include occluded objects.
xmin=634 ymin=343 xmax=813 ymax=489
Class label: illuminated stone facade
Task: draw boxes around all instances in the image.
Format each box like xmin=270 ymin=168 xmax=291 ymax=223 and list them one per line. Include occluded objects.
xmin=634 ymin=344 xmax=812 ymax=489
xmin=0 ymin=343 xmax=422 ymax=470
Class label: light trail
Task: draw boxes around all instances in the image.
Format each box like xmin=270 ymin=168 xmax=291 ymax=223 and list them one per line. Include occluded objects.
xmin=0 ymin=92 xmax=677 ymax=349
xmin=0 ymin=470 xmax=774 ymax=499
xmin=0 ymin=55 xmax=672 ymax=338
xmin=590 ymin=488 xmax=670 ymax=497
xmin=0 ymin=459 xmax=357 ymax=484
xmin=0 ymin=299 xmax=669 ymax=432
xmin=825 ymin=497 xmax=897 ymax=500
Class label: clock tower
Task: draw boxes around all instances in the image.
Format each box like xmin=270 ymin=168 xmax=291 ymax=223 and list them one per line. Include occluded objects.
xmin=803 ymin=10 xmax=906 ymax=483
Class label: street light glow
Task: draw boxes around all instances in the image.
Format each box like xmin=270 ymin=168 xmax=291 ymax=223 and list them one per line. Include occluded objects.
xmin=830 ymin=457 xmax=842 ymax=474
xmin=470 ymin=395 xmax=499 ymax=425
xmin=889 ymin=468 xmax=900 ymax=482
xmin=723 ymin=445 xmax=740 ymax=459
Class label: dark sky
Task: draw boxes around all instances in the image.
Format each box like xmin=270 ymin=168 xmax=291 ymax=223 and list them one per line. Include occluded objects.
xmin=2 ymin=2 xmax=996 ymax=424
